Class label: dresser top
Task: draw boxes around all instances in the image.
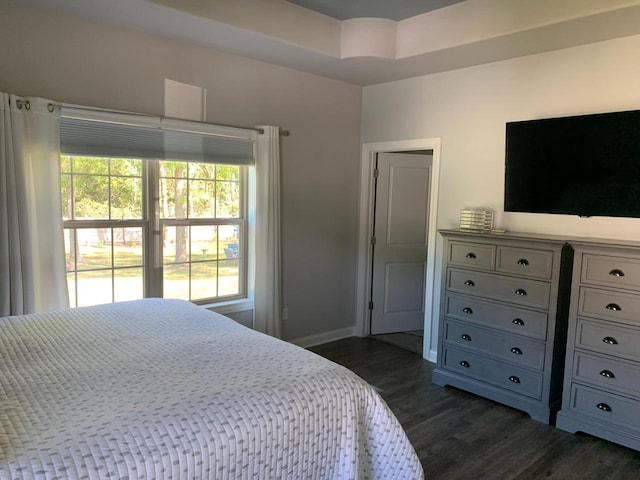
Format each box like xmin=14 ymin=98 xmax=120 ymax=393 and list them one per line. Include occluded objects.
xmin=439 ymin=229 xmax=640 ymax=250
xmin=439 ymin=229 xmax=569 ymax=245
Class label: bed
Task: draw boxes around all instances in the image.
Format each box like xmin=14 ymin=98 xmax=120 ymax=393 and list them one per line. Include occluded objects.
xmin=0 ymin=298 xmax=423 ymax=479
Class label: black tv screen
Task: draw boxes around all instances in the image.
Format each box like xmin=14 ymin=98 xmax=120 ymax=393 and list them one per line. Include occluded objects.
xmin=504 ymin=109 xmax=640 ymax=218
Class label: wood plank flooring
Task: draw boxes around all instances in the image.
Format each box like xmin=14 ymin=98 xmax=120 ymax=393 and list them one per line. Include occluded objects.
xmin=309 ymin=337 xmax=640 ymax=479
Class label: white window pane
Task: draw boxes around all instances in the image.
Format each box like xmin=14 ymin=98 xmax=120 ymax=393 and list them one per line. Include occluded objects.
xmin=76 ymin=270 xmax=112 ymax=307
xmin=114 ymin=268 xmax=144 ymax=302
xmin=110 ymin=158 xmax=142 ymax=176
xmin=189 ymin=180 xmax=215 ymax=218
xmin=73 ymin=156 xmax=108 ymax=175
xmin=76 ymin=229 xmax=112 ymax=270
xmin=215 ymin=181 xmax=240 ymax=218
xmin=160 ymin=177 xmax=176 ymax=218
xmin=216 ymin=164 xmax=240 ymax=181
xmin=110 ymin=176 xmax=143 ymax=219
xmin=164 ymin=263 xmax=189 ymax=300
xmin=67 ymin=272 xmax=77 ymax=307
xmin=163 ymin=226 xmax=191 ymax=264
xmin=219 ymin=259 xmax=240 ymax=296
xmin=61 ymin=172 xmax=72 ymax=220
xmin=191 ymin=225 xmax=218 ymax=260
xmin=113 ymin=228 xmax=144 ymax=267
xmin=220 ymin=225 xmax=240 ymax=259
xmin=74 ymin=175 xmax=109 ymax=220
xmin=159 ymin=162 xmax=189 ymax=219
xmin=191 ymin=262 xmax=218 ymax=300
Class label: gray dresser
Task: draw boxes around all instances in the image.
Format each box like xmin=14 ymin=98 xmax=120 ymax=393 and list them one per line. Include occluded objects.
xmin=556 ymin=240 xmax=640 ymax=449
xmin=432 ymin=230 xmax=573 ymax=424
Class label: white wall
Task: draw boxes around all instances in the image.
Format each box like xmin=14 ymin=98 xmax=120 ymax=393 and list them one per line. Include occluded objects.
xmin=0 ymin=1 xmax=362 ymax=342
xmin=362 ymin=34 xmax=640 ymax=355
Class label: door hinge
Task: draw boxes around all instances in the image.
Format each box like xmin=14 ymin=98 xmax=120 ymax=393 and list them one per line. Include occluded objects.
xmin=371 ymin=236 xmax=376 ymax=246
xmin=373 ymin=168 xmax=379 ymax=179
xmin=368 ymin=301 xmax=374 ymax=310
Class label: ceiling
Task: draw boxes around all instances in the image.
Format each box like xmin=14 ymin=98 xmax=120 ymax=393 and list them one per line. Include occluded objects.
xmin=284 ymin=0 xmax=466 ymax=21
xmin=16 ymin=0 xmax=640 ymax=86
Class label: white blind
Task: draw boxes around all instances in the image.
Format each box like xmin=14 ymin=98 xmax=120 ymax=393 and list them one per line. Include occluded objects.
xmin=60 ymin=108 xmax=256 ymax=165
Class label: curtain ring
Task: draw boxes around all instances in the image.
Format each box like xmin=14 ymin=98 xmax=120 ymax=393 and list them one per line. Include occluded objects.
xmin=17 ymin=99 xmax=31 ymax=110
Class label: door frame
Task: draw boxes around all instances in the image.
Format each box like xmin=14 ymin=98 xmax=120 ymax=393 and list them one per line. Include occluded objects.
xmin=355 ymin=138 xmax=441 ymax=362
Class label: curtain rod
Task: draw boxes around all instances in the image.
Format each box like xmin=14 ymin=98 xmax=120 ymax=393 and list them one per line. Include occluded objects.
xmin=45 ymin=102 xmax=289 ymax=136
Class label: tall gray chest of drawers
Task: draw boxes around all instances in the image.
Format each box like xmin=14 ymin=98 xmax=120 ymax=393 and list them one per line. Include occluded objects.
xmin=556 ymin=240 xmax=640 ymax=449
xmin=432 ymin=230 xmax=573 ymax=424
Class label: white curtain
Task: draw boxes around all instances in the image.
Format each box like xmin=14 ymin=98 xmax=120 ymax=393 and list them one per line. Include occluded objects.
xmin=254 ymin=126 xmax=282 ymax=338
xmin=0 ymin=93 xmax=68 ymax=316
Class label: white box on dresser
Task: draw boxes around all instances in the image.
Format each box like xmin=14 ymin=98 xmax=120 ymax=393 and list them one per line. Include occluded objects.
xmin=557 ymin=239 xmax=640 ymax=450
xmin=433 ymin=229 xmax=574 ymax=424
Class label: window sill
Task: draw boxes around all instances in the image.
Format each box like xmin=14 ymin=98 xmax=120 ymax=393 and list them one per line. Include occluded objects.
xmin=202 ymin=298 xmax=254 ymax=315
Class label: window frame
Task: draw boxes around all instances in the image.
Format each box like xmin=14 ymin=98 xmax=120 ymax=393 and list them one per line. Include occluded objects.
xmin=59 ymin=108 xmax=258 ymax=313
xmin=62 ymin=155 xmax=251 ymax=307
xmin=148 ymin=159 xmax=249 ymax=304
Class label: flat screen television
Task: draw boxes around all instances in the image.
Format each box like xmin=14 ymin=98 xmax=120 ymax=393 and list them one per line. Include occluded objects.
xmin=504 ymin=109 xmax=640 ymax=218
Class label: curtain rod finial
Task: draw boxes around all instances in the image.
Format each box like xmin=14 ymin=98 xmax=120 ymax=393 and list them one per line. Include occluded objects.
xmin=257 ymin=128 xmax=289 ymax=136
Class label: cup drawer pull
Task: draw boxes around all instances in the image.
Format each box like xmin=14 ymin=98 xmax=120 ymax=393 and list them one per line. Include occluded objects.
xmin=605 ymin=303 xmax=621 ymax=312
xmin=508 ymin=375 xmax=521 ymax=384
xmin=461 ymin=334 xmax=472 ymax=342
xmin=608 ymin=269 xmax=625 ymax=277
xmin=465 ymin=252 xmax=477 ymax=259
xmin=460 ymin=360 xmax=470 ymax=368
xmin=602 ymin=336 xmax=618 ymax=345
xmin=515 ymin=288 xmax=527 ymax=296
xmin=600 ymin=369 xmax=616 ymax=379
xmin=512 ymin=318 xmax=525 ymax=326
xmin=462 ymin=307 xmax=473 ymax=314
xmin=596 ymin=403 xmax=612 ymax=412
xmin=517 ymin=258 xmax=530 ymax=266
xmin=510 ymin=347 xmax=523 ymax=355
xmin=464 ymin=280 xmax=475 ymax=287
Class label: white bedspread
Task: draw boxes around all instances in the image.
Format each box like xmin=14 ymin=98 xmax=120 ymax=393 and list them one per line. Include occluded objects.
xmin=0 ymin=299 xmax=423 ymax=479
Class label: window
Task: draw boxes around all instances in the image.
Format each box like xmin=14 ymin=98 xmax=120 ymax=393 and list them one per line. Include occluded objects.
xmin=61 ymin=156 xmax=146 ymax=307
xmin=62 ymin=156 xmax=247 ymax=307
xmin=157 ymin=161 xmax=245 ymax=302
xmin=59 ymin=111 xmax=256 ymax=308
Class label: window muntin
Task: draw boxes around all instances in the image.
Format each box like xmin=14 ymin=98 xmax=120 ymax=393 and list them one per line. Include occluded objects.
xmin=62 ymin=155 xmax=246 ymax=307
xmin=61 ymin=156 xmax=144 ymax=221
xmin=64 ymin=226 xmax=146 ymax=307
xmin=159 ymin=162 xmax=241 ymax=219
xmin=159 ymin=161 xmax=244 ymax=303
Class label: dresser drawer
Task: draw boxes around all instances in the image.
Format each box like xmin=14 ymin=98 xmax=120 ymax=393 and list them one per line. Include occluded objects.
xmin=445 ymin=295 xmax=548 ymax=340
xmin=441 ymin=346 xmax=543 ymax=399
xmin=497 ymin=247 xmax=554 ymax=279
xmin=578 ymin=287 xmax=640 ymax=323
xmin=447 ymin=269 xmax=551 ymax=309
xmin=444 ymin=320 xmax=546 ymax=369
xmin=449 ymin=241 xmax=496 ymax=270
xmin=568 ymin=383 xmax=640 ymax=432
xmin=582 ymin=254 xmax=640 ymax=289
xmin=573 ymin=351 xmax=640 ymax=396
xmin=576 ymin=318 xmax=640 ymax=361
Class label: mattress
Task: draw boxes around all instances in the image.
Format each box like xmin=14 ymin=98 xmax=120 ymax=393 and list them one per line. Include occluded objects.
xmin=0 ymin=298 xmax=423 ymax=479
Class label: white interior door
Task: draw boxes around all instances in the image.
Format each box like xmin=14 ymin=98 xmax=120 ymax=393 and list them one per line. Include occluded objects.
xmin=370 ymin=152 xmax=432 ymax=335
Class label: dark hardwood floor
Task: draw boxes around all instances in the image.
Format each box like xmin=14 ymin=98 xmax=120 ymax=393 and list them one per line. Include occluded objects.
xmin=309 ymin=337 xmax=640 ymax=479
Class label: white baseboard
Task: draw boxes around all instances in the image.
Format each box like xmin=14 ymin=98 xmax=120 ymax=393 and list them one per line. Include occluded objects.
xmin=289 ymin=327 xmax=356 ymax=348
xmin=290 ymin=329 xmax=439 ymax=364
xmin=426 ymin=349 xmax=438 ymax=364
